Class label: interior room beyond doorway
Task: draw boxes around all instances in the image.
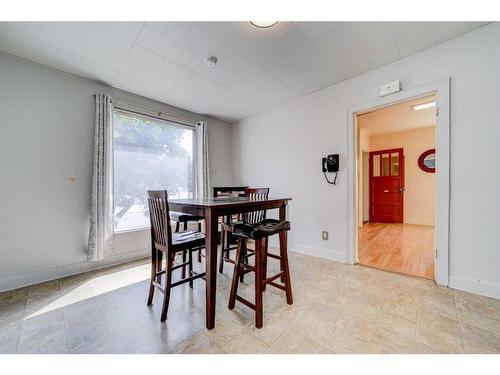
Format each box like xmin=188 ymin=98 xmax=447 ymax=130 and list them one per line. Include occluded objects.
xmin=356 ymin=95 xmax=437 ymax=279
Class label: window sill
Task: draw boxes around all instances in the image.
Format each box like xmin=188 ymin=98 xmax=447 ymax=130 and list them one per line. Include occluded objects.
xmin=114 ymin=226 xmax=150 ymax=236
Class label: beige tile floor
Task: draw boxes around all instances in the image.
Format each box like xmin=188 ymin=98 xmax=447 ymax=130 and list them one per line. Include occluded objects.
xmin=1 ymin=249 xmax=500 ymax=354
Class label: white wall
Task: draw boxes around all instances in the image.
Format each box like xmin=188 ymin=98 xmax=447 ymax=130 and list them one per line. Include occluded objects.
xmin=369 ymin=126 xmax=436 ymax=226
xmin=231 ymin=23 xmax=500 ymax=298
xmin=0 ymin=52 xmax=233 ymax=292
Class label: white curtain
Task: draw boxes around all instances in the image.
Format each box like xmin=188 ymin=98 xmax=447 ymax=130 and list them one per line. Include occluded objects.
xmin=194 ymin=121 xmax=210 ymax=198
xmin=88 ymin=93 xmax=114 ymax=261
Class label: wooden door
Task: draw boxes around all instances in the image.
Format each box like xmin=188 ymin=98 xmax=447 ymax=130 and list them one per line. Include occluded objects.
xmin=369 ymin=148 xmax=404 ymax=223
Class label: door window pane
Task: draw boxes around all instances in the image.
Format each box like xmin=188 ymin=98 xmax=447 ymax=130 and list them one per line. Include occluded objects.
xmin=391 ymin=153 xmax=399 ymax=176
xmin=373 ymin=154 xmax=380 ymax=176
xmin=113 ymin=111 xmax=194 ymax=232
xmin=381 ymin=153 xmax=390 ymax=176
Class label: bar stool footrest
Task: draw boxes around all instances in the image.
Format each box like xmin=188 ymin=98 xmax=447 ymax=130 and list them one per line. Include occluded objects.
xmin=240 ymin=263 xmax=255 ymax=272
xmin=263 ymin=271 xmax=285 ymax=285
xmin=172 ymin=261 xmax=191 ymax=271
xmin=152 ymin=281 xmax=166 ymax=294
xmin=235 ymin=295 xmax=256 ymax=310
xmin=223 ymin=257 xmax=236 ymax=264
xmin=171 ymin=272 xmax=206 ymax=287
xmin=267 ymin=281 xmax=286 ymax=291
xmin=154 ymin=269 xmax=166 ymax=277
xmin=266 ymin=253 xmax=281 ymax=260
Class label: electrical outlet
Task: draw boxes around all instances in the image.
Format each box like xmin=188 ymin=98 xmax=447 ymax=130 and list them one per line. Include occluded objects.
xmin=321 ymin=231 xmax=329 ymax=240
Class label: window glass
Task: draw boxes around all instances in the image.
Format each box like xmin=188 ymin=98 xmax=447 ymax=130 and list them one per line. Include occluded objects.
xmin=113 ymin=111 xmax=194 ymax=232
xmin=391 ymin=154 xmax=399 ymax=176
xmin=381 ymin=153 xmax=390 ymax=176
xmin=373 ymin=154 xmax=380 ymax=176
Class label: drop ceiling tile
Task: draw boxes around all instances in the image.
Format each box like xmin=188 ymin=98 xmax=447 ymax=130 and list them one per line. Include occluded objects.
xmin=112 ymin=44 xmax=285 ymax=122
xmin=391 ymin=22 xmax=474 ymax=58
xmin=0 ymin=22 xmax=138 ymax=70
xmin=467 ymin=22 xmax=491 ymax=31
xmin=0 ymin=26 xmax=117 ymax=83
xmin=296 ymin=22 xmax=401 ymax=76
xmin=91 ymin=22 xmax=145 ymax=43
xmin=197 ymin=22 xmax=307 ymax=92
xmin=136 ymin=23 xmax=295 ymax=101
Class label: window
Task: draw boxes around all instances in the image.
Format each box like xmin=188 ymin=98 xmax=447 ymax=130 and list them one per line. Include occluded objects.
xmin=113 ymin=110 xmax=194 ymax=232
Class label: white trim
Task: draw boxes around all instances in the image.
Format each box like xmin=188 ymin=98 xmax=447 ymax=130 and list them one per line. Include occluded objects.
xmin=113 ymin=101 xmax=196 ymax=128
xmin=268 ymin=239 xmax=346 ymax=263
xmin=289 ymin=244 xmax=346 ymax=263
xmin=114 ymin=226 xmax=149 ymax=235
xmin=347 ymin=78 xmax=450 ymax=286
xmin=0 ymin=248 xmax=149 ymax=293
xmin=450 ymin=276 xmax=500 ymax=300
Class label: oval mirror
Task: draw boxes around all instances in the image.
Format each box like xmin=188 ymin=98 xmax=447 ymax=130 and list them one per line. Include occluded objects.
xmin=418 ymin=149 xmax=436 ymax=173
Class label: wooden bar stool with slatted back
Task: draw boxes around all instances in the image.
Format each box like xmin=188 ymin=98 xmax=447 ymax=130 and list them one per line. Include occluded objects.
xmin=170 ymin=211 xmax=205 ymax=278
xmin=227 ymin=198 xmax=293 ymax=328
xmin=219 ymin=188 xmax=269 ymax=280
xmin=146 ymin=190 xmax=206 ymax=322
xmin=213 ymin=186 xmax=247 ymax=267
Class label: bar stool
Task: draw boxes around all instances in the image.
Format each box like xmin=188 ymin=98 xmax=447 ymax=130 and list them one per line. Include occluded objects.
xmin=228 ymin=219 xmax=293 ymax=328
xmin=219 ymin=188 xmax=270 ymax=277
xmin=213 ymin=186 xmax=248 ymax=268
xmin=146 ymin=191 xmax=206 ymax=322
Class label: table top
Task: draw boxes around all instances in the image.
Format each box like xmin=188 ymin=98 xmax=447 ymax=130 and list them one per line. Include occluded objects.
xmin=169 ymin=196 xmax=292 ymax=208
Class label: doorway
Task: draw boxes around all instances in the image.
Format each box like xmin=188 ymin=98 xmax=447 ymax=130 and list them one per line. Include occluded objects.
xmin=355 ymin=94 xmax=437 ymax=280
xmin=347 ymin=79 xmax=450 ymax=285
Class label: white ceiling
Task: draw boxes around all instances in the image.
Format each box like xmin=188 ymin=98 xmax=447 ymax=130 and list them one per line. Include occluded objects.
xmin=357 ymin=94 xmax=436 ymax=136
xmin=0 ymin=22 xmax=489 ymax=122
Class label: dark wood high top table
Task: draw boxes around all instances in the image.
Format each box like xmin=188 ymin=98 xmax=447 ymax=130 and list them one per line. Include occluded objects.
xmin=169 ymin=196 xmax=291 ymax=329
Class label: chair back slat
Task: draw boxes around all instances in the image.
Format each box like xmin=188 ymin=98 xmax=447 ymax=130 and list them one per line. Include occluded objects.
xmin=147 ymin=190 xmax=172 ymax=251
xmin=243 ymin=188 xmax=270 ymax=224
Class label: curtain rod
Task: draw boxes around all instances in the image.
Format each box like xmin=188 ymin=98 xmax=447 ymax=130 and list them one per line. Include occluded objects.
xmin=93 ymin=94 xmax=197 ymax=127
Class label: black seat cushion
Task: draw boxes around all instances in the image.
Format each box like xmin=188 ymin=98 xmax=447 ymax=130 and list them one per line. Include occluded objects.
xmin=170 ymin=211 xmax=204 ymax=223
xmin=232 ymin=219 xmax=290 ymax=240
xmin=172 ymin=230 xmax=205 ymax=248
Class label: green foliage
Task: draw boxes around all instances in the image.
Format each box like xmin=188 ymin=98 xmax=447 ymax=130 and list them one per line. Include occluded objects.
xmin=113 ymin=112 xmax=193 ymax=220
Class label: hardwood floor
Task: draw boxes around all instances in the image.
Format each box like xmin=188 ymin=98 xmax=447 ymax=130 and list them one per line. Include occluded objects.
xmin=358 ymin=222 xmax=435 ymax=279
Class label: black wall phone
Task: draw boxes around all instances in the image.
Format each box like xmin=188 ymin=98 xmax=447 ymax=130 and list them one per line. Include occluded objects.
xmin=322 ymin=154 xmax=339 ymax=185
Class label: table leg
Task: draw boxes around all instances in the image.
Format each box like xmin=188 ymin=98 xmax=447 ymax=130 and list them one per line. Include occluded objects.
xmin=279 ymin=203 xmax=287 ymax=282
xmin=205 ymin=208 xmax=218 ymax=330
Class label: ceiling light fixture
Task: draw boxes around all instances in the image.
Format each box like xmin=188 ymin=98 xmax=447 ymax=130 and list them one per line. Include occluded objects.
xmin=412 ymin=101 xmax=436 ymax=111
xmin=249 ymin=21 xmax=279 ymax=29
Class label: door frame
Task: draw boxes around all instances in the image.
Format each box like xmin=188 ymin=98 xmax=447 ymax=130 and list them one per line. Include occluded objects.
xmin=369 ymin=147 xmax=405 ymax=224
xmin=346 ymin=78 xmax=450 ymax=285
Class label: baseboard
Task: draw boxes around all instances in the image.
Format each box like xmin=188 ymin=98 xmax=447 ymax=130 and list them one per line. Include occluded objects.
xmin=449 ymin=275 xmax=500 ymax=300
xmin=266 ymin=237 xmax=346 ymax=263
xmin=288 ymin=243 xmax=346 ymax=263
xmin=0 ymin=248 xmax=150 ymax=293
xmin=405 ymin=220 xmax=435 ymax=226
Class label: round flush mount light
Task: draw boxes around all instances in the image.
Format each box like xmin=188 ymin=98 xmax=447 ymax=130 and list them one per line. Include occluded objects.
xmin=205 ymin=56 xmax=218 ymax=67
xmin=249 ymin=21 xmax=279 ymax=29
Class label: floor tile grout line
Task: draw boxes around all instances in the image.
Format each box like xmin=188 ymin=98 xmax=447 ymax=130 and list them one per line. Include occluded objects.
xmin=453 ymin=291 xmax=467 ymax=353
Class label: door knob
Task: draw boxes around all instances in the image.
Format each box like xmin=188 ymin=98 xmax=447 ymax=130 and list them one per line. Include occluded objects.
xmin=399 ymin=187 xmax=406 ymax=192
